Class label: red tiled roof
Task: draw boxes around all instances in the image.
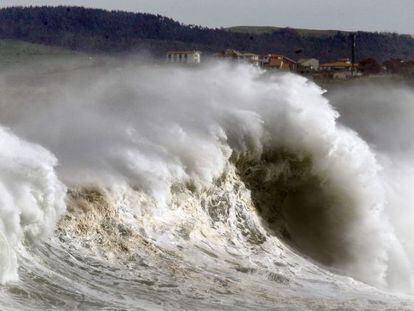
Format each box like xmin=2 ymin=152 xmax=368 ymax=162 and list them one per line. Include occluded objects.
xmin=320 ymin=62 xmax=356 ymax=68
xmin=265 ymin=54 xmax=297 ymax=64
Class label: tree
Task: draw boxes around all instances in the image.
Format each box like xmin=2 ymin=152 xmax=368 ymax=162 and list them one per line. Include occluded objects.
xmin=358 ymin=58 xmax=382 ymax=75
xmin=383 ymin=58 xmax=404 ymax=74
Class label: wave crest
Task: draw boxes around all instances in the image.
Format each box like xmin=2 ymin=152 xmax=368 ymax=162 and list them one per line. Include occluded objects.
xmin=0 ymin=61 xmax=412 ymax=297
xmin=0 ymin=127 xmax=65 ymax=283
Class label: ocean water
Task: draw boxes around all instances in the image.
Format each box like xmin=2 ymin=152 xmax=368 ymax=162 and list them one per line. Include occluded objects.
xmin=0 ymin=61 xmax=413 ymax=310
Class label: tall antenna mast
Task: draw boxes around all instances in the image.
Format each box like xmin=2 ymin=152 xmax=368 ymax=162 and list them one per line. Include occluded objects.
xmin=351 ymin=33 xmax=356 ymax=76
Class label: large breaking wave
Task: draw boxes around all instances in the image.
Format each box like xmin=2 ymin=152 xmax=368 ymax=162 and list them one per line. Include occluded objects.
xmin=0 ymin=60 xmax=414 ymax=309
xmin=0 ymin=127 xmax=65 ymax=284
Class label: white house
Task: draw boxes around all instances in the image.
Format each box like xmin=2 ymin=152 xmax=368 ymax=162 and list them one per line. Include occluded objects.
xmin=166 ymin=51 xmax=201 ymax=64
xmin=241 ymin=52 xmax=260 ymax=66
xmin=217 ymin=49 xmax=259 ymax=65
xmin=297 ymin=58 xmax=320 ymax=72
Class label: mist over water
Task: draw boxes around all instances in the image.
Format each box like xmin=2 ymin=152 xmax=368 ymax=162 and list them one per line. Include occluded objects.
xmin=0 ymin=60 xmax=414 ymax=309
xmin=329 ymin=81 xmax=414 ymax=292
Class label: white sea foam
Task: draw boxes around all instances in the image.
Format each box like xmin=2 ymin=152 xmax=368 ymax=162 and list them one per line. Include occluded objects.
xmin=0 ymin=61 xmax=412 ymax=298
xmin=0 ymin=127 xmax=66 ymax=284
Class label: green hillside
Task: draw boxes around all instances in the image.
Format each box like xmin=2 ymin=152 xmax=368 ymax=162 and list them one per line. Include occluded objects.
xmin=0 ymin=39 xmax=82 ymax=65
xmin=1 ymin=7 xmax=414 ymax=62
xmin=226 ymin=26 xmax=350 ymax=38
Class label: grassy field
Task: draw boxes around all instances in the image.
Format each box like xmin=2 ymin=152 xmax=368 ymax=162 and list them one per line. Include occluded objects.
xmin=0 ymin=39 xmax=85 ymax=66
xmin=226 ymin=26 xmax=349 ymax=38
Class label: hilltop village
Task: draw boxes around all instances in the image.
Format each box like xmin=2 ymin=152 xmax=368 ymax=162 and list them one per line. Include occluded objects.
xmin=166 ymin=49 xmax=414 ymax=81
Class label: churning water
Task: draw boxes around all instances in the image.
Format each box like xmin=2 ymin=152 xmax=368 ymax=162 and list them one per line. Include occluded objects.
xmin=0 ymin=61 xmax=414 ymax=310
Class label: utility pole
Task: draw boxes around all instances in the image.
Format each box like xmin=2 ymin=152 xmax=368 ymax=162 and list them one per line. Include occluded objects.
xmin=351 ymin=33 xmax=356 ymax=76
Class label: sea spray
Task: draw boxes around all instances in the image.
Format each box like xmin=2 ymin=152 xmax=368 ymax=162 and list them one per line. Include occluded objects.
xmin=0 ymin=127 xmax=66 ymax=283
xmin=328 ymin=80 xmax=414 ymax=292
xmin=0 ymin=60 xmax=412 ymax=299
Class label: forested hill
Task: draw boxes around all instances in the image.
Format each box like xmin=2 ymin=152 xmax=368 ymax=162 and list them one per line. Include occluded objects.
xmin=1 ymin=6 xmax=414 ymax=62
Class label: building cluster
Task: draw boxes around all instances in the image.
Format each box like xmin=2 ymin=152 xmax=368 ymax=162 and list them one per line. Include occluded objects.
xmin=166 ymin=49 xmax=362 ymax=79
xmin=166 ymin=50 xmax=202 ymax=64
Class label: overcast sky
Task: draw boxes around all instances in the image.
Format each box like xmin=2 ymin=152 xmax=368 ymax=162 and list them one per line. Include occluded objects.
xmin=1 ymin=0 xmax=413 ymax=34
